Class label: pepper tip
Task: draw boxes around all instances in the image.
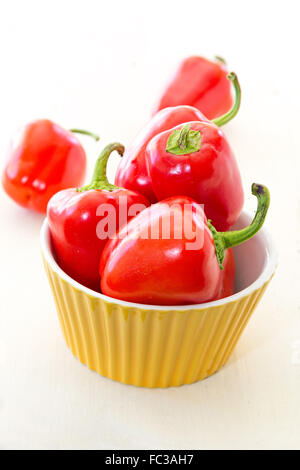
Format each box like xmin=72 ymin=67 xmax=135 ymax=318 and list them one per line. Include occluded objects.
xmin=227 ymin=71 xmax=236 ymax=82
xmin=252 ymin=183 xmax=265 ymax=197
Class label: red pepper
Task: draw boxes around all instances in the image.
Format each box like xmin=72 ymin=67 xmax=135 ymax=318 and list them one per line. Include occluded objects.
xmin=2 ymin=119 xmax=99 ymax=213
xmin=153 ymin=56 xmax=234 ymax=120
xmin=115 ymin=73 xmax=240 ymax=205
xmin=48 ymin=143 xmax=150 ymax=292
xmin=100 ymin=184 xmax=270 ymax=306
xmin=145 ymin=121 xmax=243 ymax=231
xmin=216 ymin=248 xmax=235 ymax=300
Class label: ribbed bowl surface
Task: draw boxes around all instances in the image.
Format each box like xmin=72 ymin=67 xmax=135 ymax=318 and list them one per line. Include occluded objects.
xmin=43 ymin=256 xmax=271 ymax=387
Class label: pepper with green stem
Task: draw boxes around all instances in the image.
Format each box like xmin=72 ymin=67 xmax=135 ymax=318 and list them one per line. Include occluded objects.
xmin=48 ymin=143 xmax=150 ymax=292
xmin=115 ymin=72 xmax=241 ymax=204
xmin=100 ymin=184 xmax=270 ymax=306
xmin=145 ymin=115 xmax=244 ymax=231
xmin=2 ymin=119 xmax=100 ymax=213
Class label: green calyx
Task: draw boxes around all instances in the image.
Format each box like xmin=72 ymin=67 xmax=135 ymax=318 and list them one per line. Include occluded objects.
xmin=212 ymin=72 xmax=241 ymax=127
xmin=70 ymin=129 xmax=100 ymax=141
xmin=77 ymin=142 xmax=124 ymax=192
xmin=165 ymin=71 xmax=241 ymax=154
xmin=208 ymin=183 xmax=270 ymax=269
xmin=166 ymin=124 xmax=202 ymax=155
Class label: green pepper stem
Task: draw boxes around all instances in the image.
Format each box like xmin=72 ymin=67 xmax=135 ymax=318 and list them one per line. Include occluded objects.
xmin=211 ymin=72 xmax=241 ymax=127
xmin=70 ymin=128 xmax=100 ymax=141
xmin=215 ymin=55 xmax=227 ymax=65
xmin=77 ymin=143 xmax=124 ymax=192
xmin=207 ymin=184 xmax=270 ymax=269
xmin=178 ymin=124 xmax=191 ymax=149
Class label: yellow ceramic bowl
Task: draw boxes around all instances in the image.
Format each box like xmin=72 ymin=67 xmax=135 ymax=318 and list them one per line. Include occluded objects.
xmin=40 ymin=212 xmax=277 ymax=388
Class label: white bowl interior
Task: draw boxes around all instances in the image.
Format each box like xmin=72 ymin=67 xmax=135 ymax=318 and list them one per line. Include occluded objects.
xmin=232 ymin=212 xmax=269 ymax=292
xmin=41 ymin=211 xmax=277 ymax=310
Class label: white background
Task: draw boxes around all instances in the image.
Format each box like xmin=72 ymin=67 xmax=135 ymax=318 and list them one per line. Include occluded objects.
xmin=0 ymin=0 xmax=299 ymax=450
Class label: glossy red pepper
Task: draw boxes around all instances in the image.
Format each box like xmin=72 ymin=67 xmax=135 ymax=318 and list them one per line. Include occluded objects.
xmin=115 ymin=73 xmax=240 ymax=205
xmin=145 ymin=121 xmax=243 ymax=231
xmin=100 ymin=184 xmax=270 ymax=306
xmin=2 ymin=119 xmax=99 ymax=213
xmin=153 ymin=56 xmax=233 ymax=120
xmin=48 ymin=143 xmax=150 ymax=292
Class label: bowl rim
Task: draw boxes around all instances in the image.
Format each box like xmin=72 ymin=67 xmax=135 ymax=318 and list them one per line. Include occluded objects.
xmin=40 ymin=212 xmax=277 ymax=311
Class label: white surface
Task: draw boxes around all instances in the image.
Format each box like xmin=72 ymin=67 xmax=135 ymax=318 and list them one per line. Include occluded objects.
xmin=0 ymin=0 xmax=299 ymax=450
